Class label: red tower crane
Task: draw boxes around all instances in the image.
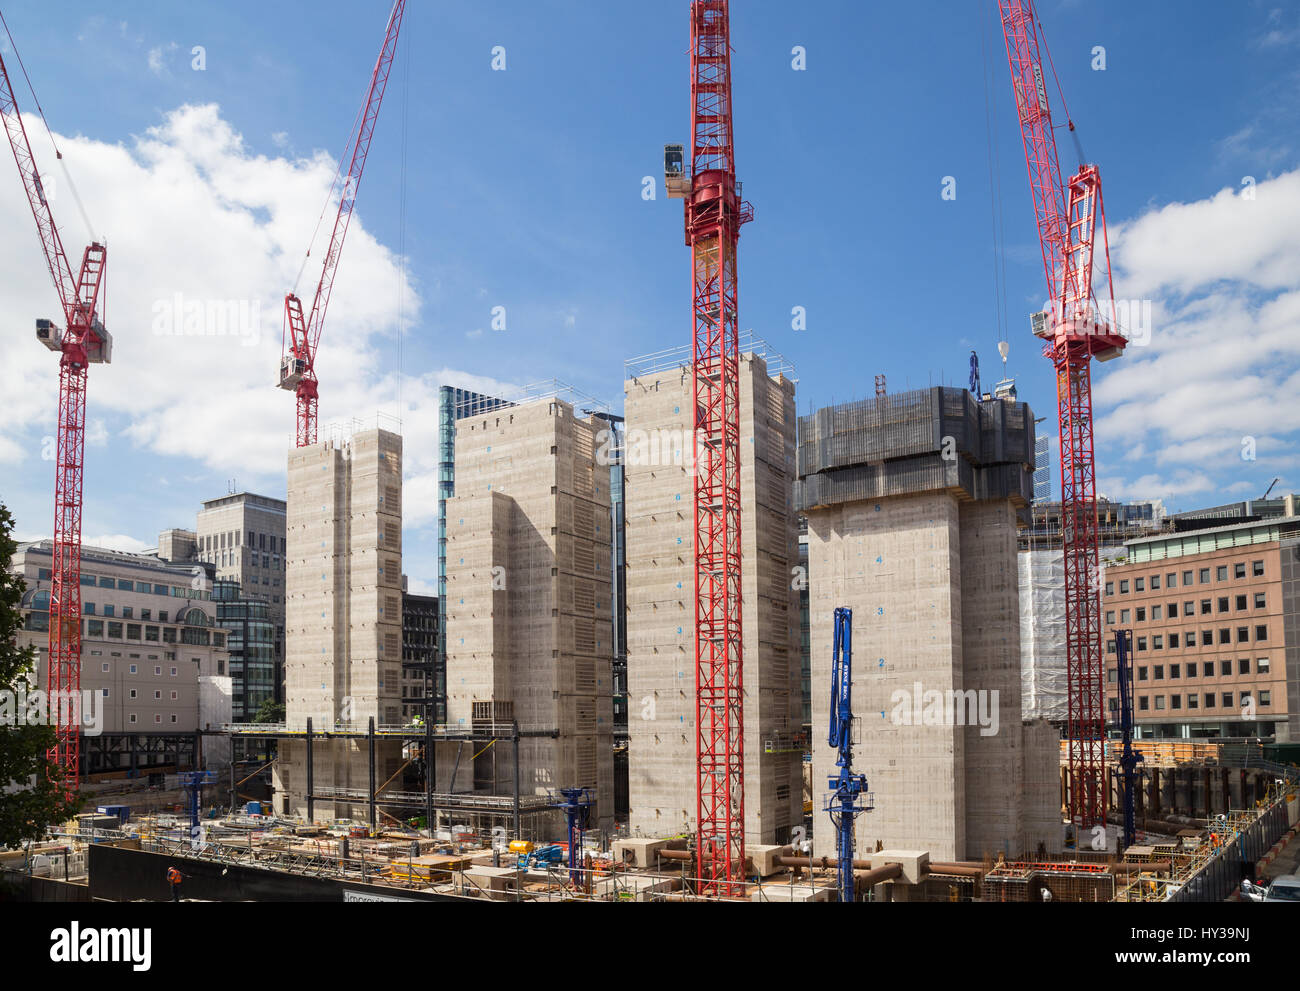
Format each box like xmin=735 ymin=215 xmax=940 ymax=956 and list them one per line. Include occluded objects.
xmin=280 ymin=0 xmax=406 ymax=447
xmin=999 ymin=0 xmax=1126 ymax=832
xmin=665 ymin=0 xmax=753 ymax=895
xmin=0 ymin=28 xmax=111 ymax=796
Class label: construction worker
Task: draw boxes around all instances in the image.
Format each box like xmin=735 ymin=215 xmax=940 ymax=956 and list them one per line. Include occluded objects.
xmin=167 ymin=865 xmax=183 ymax=902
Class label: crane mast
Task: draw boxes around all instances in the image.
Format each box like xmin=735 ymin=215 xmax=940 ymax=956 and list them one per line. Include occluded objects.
xmin=280 ymin=0 xmax=406 ymax=447
xmin=1 ymin=37 xmax=110 ymax=796
xmin=999 ymin=0 xmax=1126 ymax=832
xmin=665 ymin=0 xmax=753 ymax=895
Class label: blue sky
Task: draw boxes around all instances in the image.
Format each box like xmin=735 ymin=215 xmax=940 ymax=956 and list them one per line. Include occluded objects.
xmin=1 ymin=0 xmax=1297 ymax=590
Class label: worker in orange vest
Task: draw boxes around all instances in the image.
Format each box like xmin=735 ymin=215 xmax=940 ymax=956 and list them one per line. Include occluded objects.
xmin=167 ymin=865 xmax=183 ymax=902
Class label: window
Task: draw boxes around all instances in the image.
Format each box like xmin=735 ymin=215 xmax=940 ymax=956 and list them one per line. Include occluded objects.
xmin=170 ymin=691 xmax=178 ymax=701
xmin=1221 ymin=660 xmax=1232 ymax=676
xmin=154 ymin=666 xmax=162 ymax=676
xmin=1170 ymin=664 xmax=1180 ymax=679
xmin=170 ymin=667 xmax=177 ymax=677
xmin=1252 ymin=560 xmax=1264 ymax=577
xmin=127 ymin=624 xmax=141 ymax=640
xmin=1201 ymin=600 xmax=1212 ymax=615
xmin=1137 ymin=637 xmax=1148 ymax=651
xmin=1199 ymin=568 xmax=1210 ymax=584
xmin=1254 ymin=593 xmax=1266 ymax=609
xmin=1152 ymin=605 xmax=1162 ymax=620
xmin=1258 ymin=657 xmax=1270 ymax=674
xmin=101 ymin=662 xmax=109 ymax=673
xmin=1184 ymin=600 xmax=1195 ymax=616
xmin=170 ymin=715 xmax=177 ymax=724
xmin=1260 ymin=691 xmax=1271 ymax=707
xmin=1217 ymin=597 xmax=1229 ymax=612
xmin=129 ymin=689 xmax=137 ymax=699
xmin=1151 ymin=575 xmax=1161 ymax=590
xmin=153 ymin=690 xmax=161 ymax=700
xmin=1136 ymin=608 xmax=1147 ymax=622
xmin=1121 ymin=609 xmax=1131 ymax=623
xmin=1139 ymin=696 xmax=1149 ymax=711
xmin=1105 ymin=582 xmax=1114 ymax=596
xmin=98 ymin=576 xmax=114 ymax=588
xmin=1154 ymin=665 xmax=1164 ymax=679
xmin=1138 ymin=667 xmax=1148 ymax=681
xmin=1237 ymin=627 xmax=1249 ymax=643
xmin=155 ymin=715 xmax=162 ymax=724
xmin=117 ymin=578 xmax=133 ymax=591
xmin=122 ymin=606 xmax=133 ymax=619
xmin=1171 ymin=696 xmax=1182 ymax=710
xmin=1239 ymin=658 xmax=1251 ymax=674
xmin=1169 ymin=633 xmax=1180 ymax=648
xmin=1219 ymin=628 xmax=1230 ymax=645
xmin=146 ymin=626 xmax=160 ymax=642
xmin=1166 ymin=573 xmax=1177 ymax=588
xmin=108 ymin=622 xmax=123 ymax=639
xmin=1188 ymin=694 xmax=1199 ymax=710
xmin=1120 ymin=580 xmax=1130 ymax=594
xmin=1168 ymin=602 xmax=1178 ymax=618
xmin=129 ymin=714 xmax=137 ymax=724
xmin=1135 ymin=578 xmax=1145 ymax=592
xmin=1153 ymin=635 xmax=1163 ymax=650
xmin=1235 ymin=595 xmax=1247 ymax=611
xmin=87 ymin=620 xmax=104 ymax=637
xmin=1222 ymin=693 xmax=1233 ymax=709
xmin=1155 ymin=696 xmax=1166 ymax=711
xmin=84 ymin=602 xmax=96 ymax=615
xmin=141 ymin=609 xmax=151 ymax=621
xmin=1106 ymin=611 xmax=1116 ymax=625
xmin=1204 ymin=694 xmax=1215 ymax=708
xmin=1234 ymin=562 xmax=1246 ymax=579
xmin=1256 ymin=625 xmax=1268 ymax=641
xmin=103 ymin=605 xmax=115 ymax=618
xmin=1183 ymin=570 xmax=1194 ymax=585
xmin=1201 ymin=631 xmax=1213 ymax=646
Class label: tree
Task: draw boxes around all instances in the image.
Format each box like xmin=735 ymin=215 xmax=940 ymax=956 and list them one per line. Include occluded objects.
xmin=0 ymin=503 xmax=79 ymax=846
xmin=252 ymin=698 xmax=285 ymax=724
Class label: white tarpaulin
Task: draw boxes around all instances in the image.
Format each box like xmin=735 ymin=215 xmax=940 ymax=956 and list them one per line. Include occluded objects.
xmin=1019 ymin=550 xmax=1066 ymax=722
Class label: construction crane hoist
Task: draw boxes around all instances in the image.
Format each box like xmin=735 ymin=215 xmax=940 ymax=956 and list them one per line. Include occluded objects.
xmin=1113 ymin=629 xmax=1143 ymax=852
xmin=999 ymin=0 xmax=1127 ymax=830
xmin=1 ymin=18 xmax=110 ymax=796
xmin=664 ymin=0 xmax=754 ymax=897
xmin=280 ymin=0 xmax=406 ymax=447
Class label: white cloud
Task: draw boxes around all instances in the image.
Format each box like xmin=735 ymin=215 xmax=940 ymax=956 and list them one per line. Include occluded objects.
xmin=0 ymin=103 xmax=523 ymax=569
xmin=86 ymin=534 xmax=153 ymax=554
xmin=1094 ymin=169 xmax=1300 ymax=500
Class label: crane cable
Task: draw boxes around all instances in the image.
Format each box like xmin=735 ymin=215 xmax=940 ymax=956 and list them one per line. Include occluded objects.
xmin=396 ymin=12 xmax=410 ymax=426
xmin=979 ymin=1 xmax=1010 ymax=348
xmin=0 ymin=9 xmax=98 ymax=249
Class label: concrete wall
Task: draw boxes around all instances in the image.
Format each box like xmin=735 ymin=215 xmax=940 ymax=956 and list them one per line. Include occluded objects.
xmin=444 ymin=398 xmax=615 ymax=829
xmin=623 ymin=354 xmax=802 ymax=845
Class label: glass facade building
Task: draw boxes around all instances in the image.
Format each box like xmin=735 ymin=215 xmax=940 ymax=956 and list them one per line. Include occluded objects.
xmin=213 ymin=579 xmax=275 ymax=722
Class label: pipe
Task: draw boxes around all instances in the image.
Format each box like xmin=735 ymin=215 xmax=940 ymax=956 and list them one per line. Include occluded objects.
xmin=852 ymin=863 xmax=902 ymax=886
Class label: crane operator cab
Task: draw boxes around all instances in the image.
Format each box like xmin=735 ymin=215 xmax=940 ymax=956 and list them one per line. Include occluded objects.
xmin=664 ymin=144 xmax=690 ymax=199
xmin=279 ymin=356 xmax=307 ymax=391
xmin=36 ymin=317 xmax=113 ymax=364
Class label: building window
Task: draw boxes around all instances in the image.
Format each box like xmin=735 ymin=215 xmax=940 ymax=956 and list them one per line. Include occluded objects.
xmin=1252 ymin=560 xmax=1264 ymax=577
xmin=1153 ymin=636 xmax=1163 ymax=650
xmin=1121 ymin=610 xmax=1131 ymax=623
xmin=1155 ymin=696 xmax=1166 ymax=711
xmin=129 ymin=689 xmax=137 ymax=700
xmin=1152 ymin=605 xmax=1162 ymax=620
xmin=1235 ymin=595 xmax=1247 ymax=611
xmin=1106 ymin=611 xmax=1116 ymax=624
xmin=1151 ymin=574 xmax=1161 ymax=590
xmin=1258 ymin=657 xmax=1270 ymax=674
xmin=1153 ymin=665 xmax=1164 ymax=679
xmin=84 ymin=603 xmax=95 ymax=615
xmin=1184 ymin=600 xmax=1194 ymax=616
xmin=1201 ymin=631 xmax=1212 ymax=646
xmin=1182 ymin=570 xmax=1193 ymax=585
xmin=171 ymin=667 xmax=177 ymax=677
xmin=1136 ymin=608 xmax=1147 ymax=622
xmin=1168 ymin=602 xmax=1178 ymax=618
xmin=1169 ymin=633 xmax=1179 ymax=648
xmin=1238 ymin=658 xmax=1250 ymax=674
xmin=1135 ymin=578 xmax=1145 ymax=592
xmin=1256 ymin=625 xmax=1268 ymax=641
xmin=101 ymin=662 xmax=109 ymax=673
xmin=1139 ymin=696 xmax=1149 ymax=711
xmin=1188 ymin=694 xmax=1198 ymax=709
xmin=1218 ymin=629 xmax=1230 ymax=645
xmin=1201 ymin=600 xmax=1211 ymax=615
xmin=170 ymin=691 xmax=178 ymax=701
xmin=1204 ymin=694 xmax=1215 ymax=708
xmin=1138 ymin=667 xmax=1148 ymax=681
xmin=1166 ymin=573 xmax=1177 ymax=588
xmin=1260 ymin=691 xmax=1271 ymax=707
xmin=1234 ymin=562 xmax=1246 ymax=579
xmin=1254 ymin=593 xmax=1265 ymax=609
xmin=1222 ymin=693 xmax=1233 ymax=709
xmin=129 ymin=664 xmax=137 ymax=675
xmin=129 ymin=714 xmax=137 ymax=724
xmin=1105 ymin=582 xmax=1114 ymax=596
xmin=1120 ymin=580 xmax=1130 ymax=594
xmin=1215 ymin=565 xmax=1227 ymax=581
xmin=1199 ymin=568 xmax=1210 ymax=584
xmin=1171 ymin=695 xmax=1182 ymax=710
xmin=1217 ymin=597 xmax=1228 ymax=613
xmin=1169 ymin=664 xmax=1180 ymax=678
xmin=1221 ymin=660 xmax=1232 ymax=676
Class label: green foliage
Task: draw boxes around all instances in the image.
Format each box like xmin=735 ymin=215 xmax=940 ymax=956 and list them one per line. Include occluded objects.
xmin=0 ymin=503 xmax=79 ymax=846
xmin=252 ymin=698 xmax=285 ymax=724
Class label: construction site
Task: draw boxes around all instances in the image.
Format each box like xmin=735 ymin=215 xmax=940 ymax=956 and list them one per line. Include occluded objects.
xmin=3 ymin=0 xmax=1300 ymax=914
